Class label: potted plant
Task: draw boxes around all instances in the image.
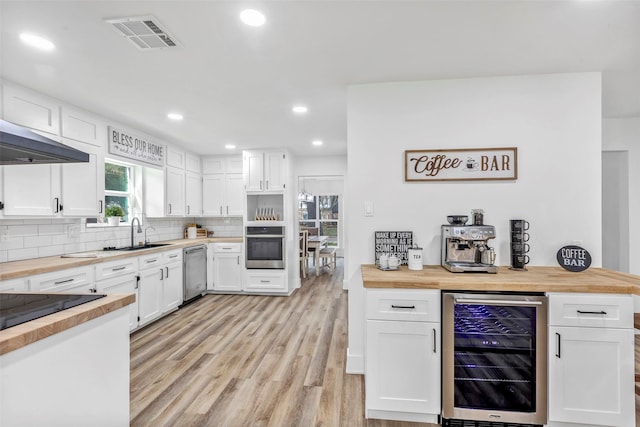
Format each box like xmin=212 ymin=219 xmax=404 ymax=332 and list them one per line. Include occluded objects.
xmin=105 ymin=203 xmax=125 ymax=226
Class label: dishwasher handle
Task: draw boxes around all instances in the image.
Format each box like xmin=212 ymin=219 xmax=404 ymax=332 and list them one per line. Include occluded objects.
xmin=184 ymin=245 xmax=206 ymax=255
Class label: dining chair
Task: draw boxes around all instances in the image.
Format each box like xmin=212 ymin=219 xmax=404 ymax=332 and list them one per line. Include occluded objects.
xmin=299 ymin=230 xmax=309 ymax=278
xmin=302 ymin=227 xmax=320 ymax=271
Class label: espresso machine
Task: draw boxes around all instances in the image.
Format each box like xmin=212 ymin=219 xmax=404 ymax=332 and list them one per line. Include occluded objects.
xmin=441 ymin=213 xmax=497 ymax=273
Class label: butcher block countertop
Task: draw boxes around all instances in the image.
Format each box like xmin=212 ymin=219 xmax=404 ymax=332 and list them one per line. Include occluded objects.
xmin=362 ymin=264 xmax=640 ymax=295
xmin=0 ymin=293 xmax=135 ymax=355
xmin=0 ymin=237 xmax=243 ymax=281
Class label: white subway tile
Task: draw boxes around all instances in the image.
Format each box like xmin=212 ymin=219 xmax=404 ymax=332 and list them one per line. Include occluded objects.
xmin=0 ymin=236 xmax=24 ymax=250
xmin=38 ymin=245 xmax=65 ymax=258
xmin=8 ymin=225 xmax=37 ymax=237
xmin=24 ymin=235 xmax=54 ymax=248
xmin=8 ymin=248 xmax=38 ymax=261
xmin=38 ymin=224 xmax=64 ymax=235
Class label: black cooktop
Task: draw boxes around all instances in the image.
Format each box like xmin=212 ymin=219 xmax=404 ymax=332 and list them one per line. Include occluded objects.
xmin=0 ymin=293 xmax=106 ymax=331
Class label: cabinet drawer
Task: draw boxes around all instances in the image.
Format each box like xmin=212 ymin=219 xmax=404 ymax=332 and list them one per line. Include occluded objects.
xmin=30 ymin=266 xmax=95 ymax=292
xmin=245 ymin=272 xmax=285 ymax=291
xmin=213 ymin=243 xmax=242 ymax=253
xmin=366 ymin=289 xmax=440 ymax=322
xmin=95 ymin=258 xmax=137 ymax=281
xmin=163 ymin=249 xmax=183 ymax=263
xmin=548 ymin=293 xmax=633 ymax=328
xmin=0 ymin=278 xmax=29 ymax=292
xmin=138 ymin=253 xmax=163 ymax=270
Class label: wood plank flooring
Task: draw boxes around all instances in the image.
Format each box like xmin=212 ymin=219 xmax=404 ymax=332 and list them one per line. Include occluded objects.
xmin=130 ymin=260 xmax=640 ymax=426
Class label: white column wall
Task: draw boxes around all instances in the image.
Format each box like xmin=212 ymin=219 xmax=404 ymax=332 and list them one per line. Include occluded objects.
xmin=603 ymin=117 xmax=640 ymax=276
xmin=346 ymin=72 xmax=602 ymax=373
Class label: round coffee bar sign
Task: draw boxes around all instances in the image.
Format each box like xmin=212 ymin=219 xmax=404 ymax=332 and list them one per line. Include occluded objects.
xmin=557 ymin=245 xmax=591 ymax=272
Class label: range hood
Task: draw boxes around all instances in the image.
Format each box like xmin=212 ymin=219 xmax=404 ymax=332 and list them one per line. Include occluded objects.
xmin=0 ymin=119 xmax=89 ymax=165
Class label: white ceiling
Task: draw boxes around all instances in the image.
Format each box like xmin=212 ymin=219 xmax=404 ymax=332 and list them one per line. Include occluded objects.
xmin=1 ymin=1 xmax=639 ymax=158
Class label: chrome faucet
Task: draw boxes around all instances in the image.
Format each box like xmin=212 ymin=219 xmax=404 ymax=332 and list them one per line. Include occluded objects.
xmin=145 ymin=225 xmax=155 ymax=245
xmin=131 ymin=217 xmax=142 ymax=247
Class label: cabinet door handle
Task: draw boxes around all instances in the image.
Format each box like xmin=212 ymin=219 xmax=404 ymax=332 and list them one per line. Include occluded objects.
xmin=227 ymin=206 xmax=229 ymax=215
xmin=90 ymin=288 xmax=97 ymax=293
xmin=54 ymin=197 xmax=60 ymax=213
xmin=187 ymin=205 xmax=190 ymax=215
xmin=165 ymin=266 xmax=169 ymax=278
xmin=237 ymin=256 xmax=240 ymax=265
xmin=555 ymin=332 xmax=561 ymax=358
xmin=146 ymin=259 xmax=158 ymax=264
xmin=99 ymin=200 xmax=103 ymax=214
xmin=391 ymin=304 xmax=415 ymax=310
xmin=168 ymin=203 xmax=172 ymax=214
xmin=260 ymin=280 xmax=270 ymax=283
xmin=433 ymin=328 xmax=437 ymax=353
xmin=260 ymin=180 xmax=263 ymax=190
xmin=160 ymin=269 xmax=164 ymax=280
xmin=576 ymin=310 xmax=607 ymax=315
xmin=266 ymin=180 xmax=269 ymax=189
xmin=112 ymin=266 xmax=126 ymax=271
xmin=54 ymin=278 xmax=74 ymax=285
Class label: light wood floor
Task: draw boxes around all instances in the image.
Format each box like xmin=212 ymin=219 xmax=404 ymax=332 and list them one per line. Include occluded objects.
xmin=130 ymin=260 xmax=640 ymax=426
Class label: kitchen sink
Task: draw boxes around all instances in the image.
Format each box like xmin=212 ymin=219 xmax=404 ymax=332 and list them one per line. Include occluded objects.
xmin=104 ymin=243 xmax=172 ymax=252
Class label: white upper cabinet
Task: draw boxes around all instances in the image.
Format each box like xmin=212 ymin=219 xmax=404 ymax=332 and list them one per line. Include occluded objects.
xmin=165 ymin=166 xmax=186 ymax=216
xmin=143 ymin=167 xmax=165 ymax=218
xmin=185 ymin=153 xmax=201 ymax=173
xmin=2 ymin=162 xmax=59 ymax=216
xmin=202 ymin=156 xmax=244 ymax=217
xmin=166 ymin=146 xmax=185 ymax=169
xmin=59 ymin=138 xmax=104 ymax=217
xmin=2 ymin=83 xmax=60 ymax=135
xmin=185 ymin=171 xmax=203 ymax=216
xmin=243 ymin=150 xmax=287 ymax=192
xmin=60 ymin=106 xmax=107 ymax=147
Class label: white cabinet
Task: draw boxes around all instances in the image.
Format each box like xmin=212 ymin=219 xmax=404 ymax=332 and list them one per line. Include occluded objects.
xmin=185 ymin=153 xmax=201 ymax=173
xmin=165 ymin=166 xmax=185 ymax=216
xmin=2 ymin=138 xmax=102 ymax=217
xmin=137 ymin=253 xmax=164 ymax=326
xmin=202 ymin=155 xmax=244 ymax=216
xmin=143 ymin=167 xmax=165 ymax=217
xmin=30 ymin=266 xmax=96 ymax=293
xmin=166 ymin=146 xmax=185 ymax=169
xmin=0 ymin=278 xmax=29 ymax=291
xmin=243 ymin=150 xmax=286 ymax=192
xmin=547 ymin=293 xmax=634 ymax=427
xmin=60 ymin=106 xmax=106 ymax=147
xmin=185 ymin=171 xmax=202 ymax=217
xmin=365 ymin=289 xmax=441 ymax=423
xmin=95 ymin=257 xmax=138 ymax=331
xmin=59 ymin=139 xmax=103 ymax=217
xmin=244 ymin=270 xmax=286 ymax=293
xmin=211 ymin=243 xmax=243 ymax=292
xmin=2 ymin=83 xmax=60 ymax=135
xmin=162 ymin=249 xmax=183 ymax=312
xmin=2 ymin=162 xmax=59 ymax=216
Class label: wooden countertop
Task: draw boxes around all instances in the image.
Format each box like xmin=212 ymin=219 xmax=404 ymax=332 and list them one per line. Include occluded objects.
xmin=0 ymin=237 xmax=243 ymax=281
xmin=0 ymin=293 xmax=135 ymax=355
xmin=362 ymin=264 xmax=640 ymax=295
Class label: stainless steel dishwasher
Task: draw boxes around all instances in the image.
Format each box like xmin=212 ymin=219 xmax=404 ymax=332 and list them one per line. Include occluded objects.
xmin=183 ymin=244 xmax=207 ymax=303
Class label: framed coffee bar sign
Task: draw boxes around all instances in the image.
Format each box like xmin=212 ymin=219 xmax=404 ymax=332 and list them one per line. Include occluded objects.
xmin=405 ymin=147 xmax=518 ymax=182
xmin=108 ymin=126 xmax=165 ymax=166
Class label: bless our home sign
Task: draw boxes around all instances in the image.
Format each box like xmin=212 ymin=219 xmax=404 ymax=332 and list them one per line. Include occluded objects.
xmin=405 ymin=147 xmax=518 ymax=182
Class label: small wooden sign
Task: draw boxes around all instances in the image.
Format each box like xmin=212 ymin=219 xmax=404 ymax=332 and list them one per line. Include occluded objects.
xmin=405 ymin=147 xmax=517 ymax=182
xmin=108 ymin=126 xmax=165 ymax=166
xmin=374 ymin=231 xmax=413 ymax=265
xmin=556 ymin=245 xmax=591 ymax=272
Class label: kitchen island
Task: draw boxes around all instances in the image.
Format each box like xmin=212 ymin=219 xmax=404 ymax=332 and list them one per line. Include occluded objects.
xmin=361 ymin=264 xmax=640 ymax=426
xmin=0 ymin=293 xmax=135 ymax=427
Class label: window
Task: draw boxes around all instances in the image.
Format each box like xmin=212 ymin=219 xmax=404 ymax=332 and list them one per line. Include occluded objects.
xmin=299 ymin=195 xmax=339 ymax=247
xmin=105 ymin=161 xmax=133 ymax=223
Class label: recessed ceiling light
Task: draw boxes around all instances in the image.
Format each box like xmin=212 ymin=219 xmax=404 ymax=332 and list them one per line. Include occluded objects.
xmin=292 ymin=105 xmax=308 ymax=114
xmin=225 ymin=144 xmax=236 ymax=150
xmin=19 ymin=32 xmax=55 ymax=51
xmin=240 ymin=9 xmax=266 ymax=27
xmin=167 ymin=113 xmax=183 ymax=121
xmin=312 ymin=140 xmax=323 ymax=146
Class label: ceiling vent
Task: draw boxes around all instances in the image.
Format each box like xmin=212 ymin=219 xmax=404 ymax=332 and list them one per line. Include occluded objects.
xmin=105 ymin=15 xmax=180 ymax=50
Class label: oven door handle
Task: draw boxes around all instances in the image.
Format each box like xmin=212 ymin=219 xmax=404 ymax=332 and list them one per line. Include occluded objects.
xmin=246 ymin=235 xmax=284 ymax=238
xmin=454 ymin=298 xmax=543 ymax=306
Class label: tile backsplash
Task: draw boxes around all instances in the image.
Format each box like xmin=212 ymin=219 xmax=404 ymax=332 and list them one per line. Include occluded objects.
xmin=0 ymin=217 xmax=243 ymax=263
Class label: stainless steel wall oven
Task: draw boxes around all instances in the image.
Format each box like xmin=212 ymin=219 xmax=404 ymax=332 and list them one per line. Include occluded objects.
xmin=442 ymin=292 xmax=547 ymax=426
xmin=245 ymin=226 xmax=285 ymax=269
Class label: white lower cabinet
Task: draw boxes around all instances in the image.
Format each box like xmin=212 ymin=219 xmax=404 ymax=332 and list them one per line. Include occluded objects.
xmin=97 ymin=273 xmax=139 ymax=331
xmin=137 ymin=253 xmax=164 ymax=326
xmin=547 ymin=293 xmax=635 ymax=427
xmin=0 ymin=278 xmax=29 ymax=291
xmin=244 ymin=270 xmax=286 ymax=293
xmin=211 ymin=243 xmax=243 ymax=292
xmin=365 ymin=289 xmax=441 ymax=423
xmin=30 ymin=266 xmax=96 ymax=293
xmin=162 ymin=250 xmax=183 ymax=312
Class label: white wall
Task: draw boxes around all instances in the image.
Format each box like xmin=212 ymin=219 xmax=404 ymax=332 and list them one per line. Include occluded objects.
xmin=345 ymin=72 xmax=602 ymax=373
xmin=603 ymin=117 xmax=640 ymax=275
